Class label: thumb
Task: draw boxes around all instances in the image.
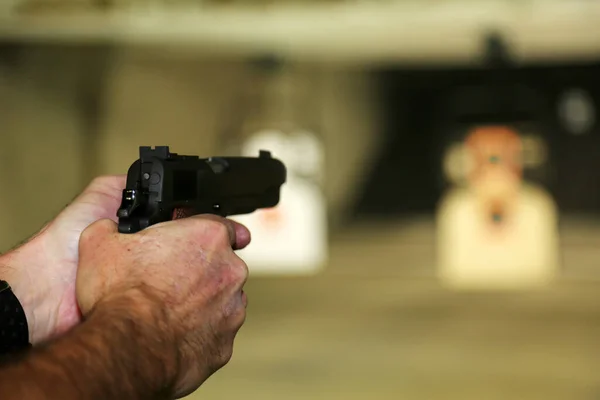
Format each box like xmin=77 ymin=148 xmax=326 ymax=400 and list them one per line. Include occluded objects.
xmin=79 ymin=218 xmax=119 ymax=251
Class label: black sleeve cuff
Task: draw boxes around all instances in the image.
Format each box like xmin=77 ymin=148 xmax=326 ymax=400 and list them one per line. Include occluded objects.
xmin=0 ymin=280 xmax=30 ymax=355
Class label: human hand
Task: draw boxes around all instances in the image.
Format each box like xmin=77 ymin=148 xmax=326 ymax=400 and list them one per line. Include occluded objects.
xmin=76 ymin=214 xmax=251 ymax=398
xmin=0 ymin=176 xmax=127 ymax=345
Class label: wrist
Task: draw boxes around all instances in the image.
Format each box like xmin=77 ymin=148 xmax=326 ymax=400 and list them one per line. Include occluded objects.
xmin=90 ymin=286 xmax=180 ymax=396
xmin=0 ymin=234 xmax=50 ymax=344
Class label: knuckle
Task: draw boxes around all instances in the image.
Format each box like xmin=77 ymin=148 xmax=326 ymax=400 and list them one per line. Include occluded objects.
xmin=79 ymin=228 xmax=93 ymax=250
xmin=233 ymin=305 xmax=247 ymax=325
xmin=80 ymin=219 xmax=114 ymax=248
xmin=202 ymin=219 xmax=230 ymax=246
xmin=202 ymin=218 xmax=227 ymax=236
xmin=217 ymin=345 xmax=234 ymax=367
xmin=233 ymin=259 xmax=249 ymax=283
xmin=225 ymin=257 xmax=248 ymax=285
xmin=96 ymin=218 xmax=117 ymax=232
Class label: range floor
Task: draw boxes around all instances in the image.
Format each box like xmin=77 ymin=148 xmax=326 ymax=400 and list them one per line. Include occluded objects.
xmin=190 ymin=220 xmax=600 ymax=400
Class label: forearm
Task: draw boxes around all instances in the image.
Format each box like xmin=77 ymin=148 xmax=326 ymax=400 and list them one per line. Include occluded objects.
xmin=0 ymin=288 xmax=178 ymax=400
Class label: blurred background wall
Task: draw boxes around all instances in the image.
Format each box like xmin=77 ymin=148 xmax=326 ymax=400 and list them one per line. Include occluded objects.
xmin=0 ymin=44 xmax=383 ymax=249
xmin=2 ymin=1 xmax=600 ymax=399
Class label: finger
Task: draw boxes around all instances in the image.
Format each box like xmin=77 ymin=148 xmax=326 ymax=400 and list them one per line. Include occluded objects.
xmin=191 ymin=214 xmax=244 ymax=250
xmin=197 ymin=214 xmax=251 ymax=250
xmin=74 ymin=175 xmax=128 ymax=224
xmin=226 ymin=254 xmax=249 ymax=323
xmin=241 ymin=290 xmax=248 ymax=308
xmin=174 ymin=211 xmax=251 ymax=249
xmin=88 ymin=218 xmax=119 ymax=235
xmin=231 ymin=253 xmax=249 ymax=289
xmin=233 ymin=222 xmax=251 ymax=250
xmin=194 ymin=214 xmax=236 ymax=247
xmin=79 ymin=218 xmax=118 ymax=249
xmin=86 ymin=175 xmax=127 ymax=194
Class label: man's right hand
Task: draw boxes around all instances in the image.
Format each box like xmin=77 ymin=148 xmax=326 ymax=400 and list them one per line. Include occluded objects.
xmin=76 ymin=214 xmax=251 ymax=398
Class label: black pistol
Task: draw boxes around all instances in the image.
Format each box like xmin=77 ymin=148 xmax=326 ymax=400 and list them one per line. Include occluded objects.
xmin=117 ymin=146 xmax=286 ymax=234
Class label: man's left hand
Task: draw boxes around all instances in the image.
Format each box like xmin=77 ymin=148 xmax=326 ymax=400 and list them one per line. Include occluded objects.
xmin=0 ymin=176 xmax=126 ymax=344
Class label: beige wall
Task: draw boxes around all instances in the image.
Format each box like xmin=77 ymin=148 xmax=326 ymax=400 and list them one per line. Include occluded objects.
xmin=0 ymin=44 xmax=383 ymax=251
xmin=0 ymin=46 xmax=86 ymax=250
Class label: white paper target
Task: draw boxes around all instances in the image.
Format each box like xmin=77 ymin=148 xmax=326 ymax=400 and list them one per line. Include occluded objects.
xmin=233 ymin=129 xmax=328 ymax=275
xmin=436 ymin=127 xmax=559 ymax=290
